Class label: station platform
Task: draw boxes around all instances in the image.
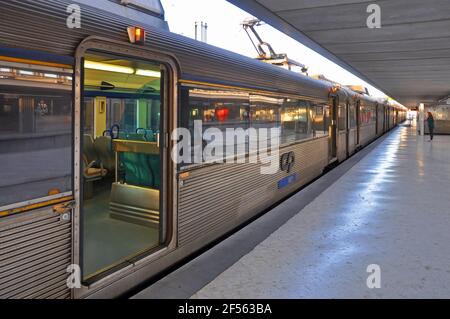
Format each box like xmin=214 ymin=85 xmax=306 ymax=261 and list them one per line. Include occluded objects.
xmin=133 ymin=126 xmax=450 ymax=299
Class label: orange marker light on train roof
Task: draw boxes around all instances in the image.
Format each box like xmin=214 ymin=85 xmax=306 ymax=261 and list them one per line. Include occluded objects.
xmin=329 ymin=86 xmax=340 ymax=94
xmin=127 ymin=26 xmax=146 ymax=45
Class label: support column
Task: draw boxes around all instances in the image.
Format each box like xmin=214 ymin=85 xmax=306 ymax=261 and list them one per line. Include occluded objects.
xmin=418 ymin=103 xmax=424 ymax=135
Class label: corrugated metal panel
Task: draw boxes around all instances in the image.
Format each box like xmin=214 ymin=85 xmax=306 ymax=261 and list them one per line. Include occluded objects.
xmin=359 ymin=124 xmax=377 ymax=147
xmin=348 ymin=128 xmax=357 ymax=155
xmin=337 ymin=131 xmax=347 ymax=162
xmin=178 ymin=138 xmax=329 ymax=246
xmin=0 ymin=0 xmax=331 ymax=99
xmin=0 ymin=208 xmax=72 ymax=299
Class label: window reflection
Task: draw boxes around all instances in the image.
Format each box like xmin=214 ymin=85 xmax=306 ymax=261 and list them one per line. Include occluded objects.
xmin=0 ymin=65 xmax=73 ymax=207
xmin=338 ymin=104 xmax=346 ymax=131
xmin=311 ymin=104 xmax=330 ymax=137
xmin=281 ymin=99 xmax=312 ymax=144
xmin=349 ymin=103 xmax=357 ymax=129
xmin=360 ymin=103 xmax=376 ymax=125
xmin=181 ymin=86 xmax=332 ymax=166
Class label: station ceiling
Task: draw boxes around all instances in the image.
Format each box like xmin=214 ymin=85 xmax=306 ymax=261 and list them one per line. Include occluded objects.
xmin=227 ymin=0 xmax=450 ymax=108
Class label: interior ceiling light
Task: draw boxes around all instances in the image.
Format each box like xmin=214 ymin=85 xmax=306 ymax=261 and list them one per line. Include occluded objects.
xmin=19 ymin=70 xmax=34 ymax=75
xmin=85 ymin=60 xmax=160 ymax=78
xmin=135 ymin=69 xmax=161 ymax=77
xmin=85 ymin=61 xmax=134 ymax=74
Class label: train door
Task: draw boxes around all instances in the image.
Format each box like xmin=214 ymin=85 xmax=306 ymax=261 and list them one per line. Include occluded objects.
xmin=387 ymin=107 xmax=390 ymax=130
xmin=74 ymin=42 xmax=177 ymax=290
xmin=329 ymin=96 xmax=338 ymax=160
xmin=356 ymin=100 xmax=361 ymax=145
xmin=346 ymin=101 xmax=350 ymax=157
xmin=375 ymin=103 xmax=379 ymax=135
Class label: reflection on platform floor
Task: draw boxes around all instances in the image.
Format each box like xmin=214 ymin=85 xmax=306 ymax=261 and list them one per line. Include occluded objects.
xmin=192 ymin=127 xmax=450 ymax=298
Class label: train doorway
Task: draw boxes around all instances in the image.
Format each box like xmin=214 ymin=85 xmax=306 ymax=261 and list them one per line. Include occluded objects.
xmin=77 ymin=48 xmax=172 ymax=283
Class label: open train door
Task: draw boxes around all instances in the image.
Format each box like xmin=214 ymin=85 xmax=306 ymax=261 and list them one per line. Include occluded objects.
xmin=73 ymin=38 xmax=177 ymax=297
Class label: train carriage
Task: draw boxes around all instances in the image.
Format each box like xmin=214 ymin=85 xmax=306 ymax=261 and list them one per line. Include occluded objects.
xmin=0 ymin=0 xmax=405 ymax=299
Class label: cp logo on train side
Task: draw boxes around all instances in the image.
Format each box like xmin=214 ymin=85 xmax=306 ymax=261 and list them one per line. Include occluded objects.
xmin=280 ymin=151 xmax=295 ymax=173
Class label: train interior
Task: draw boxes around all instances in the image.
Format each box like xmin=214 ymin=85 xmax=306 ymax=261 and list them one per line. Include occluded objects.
xmin=81 ymin=51 xmax=164 ymax=281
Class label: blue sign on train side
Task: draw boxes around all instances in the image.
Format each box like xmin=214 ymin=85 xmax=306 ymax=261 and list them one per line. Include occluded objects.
xmin=278 ymin=173 xmax=298 ymax=189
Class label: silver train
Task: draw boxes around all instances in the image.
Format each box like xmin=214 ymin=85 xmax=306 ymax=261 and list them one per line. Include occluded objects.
xmin=0 ymin=0 xmax=406 ymax=299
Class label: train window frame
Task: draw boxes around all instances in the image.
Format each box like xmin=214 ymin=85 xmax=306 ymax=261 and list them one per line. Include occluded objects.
xmin=280 ymin=98 xmax=313 ymax=145
xmin=338 ymin=103 xmax=347 ymax=131
xmin=0 ymin=59 xmax=74 ymax=213
xmin=311 ymin=102 xmax=330 ymax=137
xmin=73 ymin=38 xmax=179 ymax=291
xmin=179 ymin=84 xmax=328 ymax=170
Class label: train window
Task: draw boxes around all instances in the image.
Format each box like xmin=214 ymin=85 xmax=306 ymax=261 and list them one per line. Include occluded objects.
xmin=180 ymin=87 xmax=328 ymax=163
xmin=360 ymin=103 xmax=376 ymax=125
xmin=180 ymin=87 xmax=251 ymax=163
xmin=372 ymin=105 xmax=377 ymax=122
xmin=360 ymin=105 xmax=365 ymax=125
xmin=81 ymin=51 xmax=166 ymax=281
xmin=324 ymin=104 xmax=331 ymax=132
xmin=186 ymin=88 xmax=250 ymax=129
xmin=349 ymin=102 xmax=357 ymax=128
xmin=250 ymin=94 xmax=282 ymax=147
xmin=249 ymin=94 xmax=281 ymax=129
xmin=84 ymin=97 xmax=95 ymax=136
xmin=311 ymin=103 xmax=329 ymax=137
xmin=280 ymin=99 xmax=312 ymax=144
xmin=0 ymin=63 xmax=73 ymax=208
xmin=338 ymin=104 xmax=346 ymax=131
xmin=360 ymin=104 xmax=369 ymax=125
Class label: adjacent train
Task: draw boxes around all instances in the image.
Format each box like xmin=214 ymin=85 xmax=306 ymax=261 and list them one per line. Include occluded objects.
xmin=0 ymin=0 xmax=406 ymax=299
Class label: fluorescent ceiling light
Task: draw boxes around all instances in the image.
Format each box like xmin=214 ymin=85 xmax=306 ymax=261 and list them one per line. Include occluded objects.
xmin=85 ymin=61 xmax=134 ymax=74
xmin=44 ymin=73 xmax=58 ymax=78
xmin=135 ymin=69 xmax=161 ymax=77
xmin=85 ymin=60 xmax=160 ymax=77
xmin=19 ymin=70 xmax=34 ymax=75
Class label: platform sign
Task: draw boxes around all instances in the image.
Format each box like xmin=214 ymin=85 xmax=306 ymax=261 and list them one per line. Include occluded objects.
xmin=278 ymin=173 xmax=298 ymax=189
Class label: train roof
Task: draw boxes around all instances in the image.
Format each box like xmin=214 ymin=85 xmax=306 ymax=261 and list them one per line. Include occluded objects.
xmin=0 ymin=0 xmax=403 ymax=109
xmin=1 ymin=0 xmax=331 ymax=99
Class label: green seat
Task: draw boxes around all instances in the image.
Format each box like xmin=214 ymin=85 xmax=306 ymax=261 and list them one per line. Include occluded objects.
xmin=146 ymin=155 xmax=160 ymax=188
xmin=118 ymin=131 xmax=160 ymax=188
xmin=120 ymin=152 xmax=151 ymax=187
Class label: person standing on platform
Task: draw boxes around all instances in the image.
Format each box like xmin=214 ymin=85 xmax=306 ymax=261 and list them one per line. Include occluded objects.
xmin=426 ymin=112 xmax=435 ymax=141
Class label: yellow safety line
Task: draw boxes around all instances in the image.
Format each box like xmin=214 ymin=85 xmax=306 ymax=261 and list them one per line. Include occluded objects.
xmin=0 ymin=56 xmax=72 ymax=69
